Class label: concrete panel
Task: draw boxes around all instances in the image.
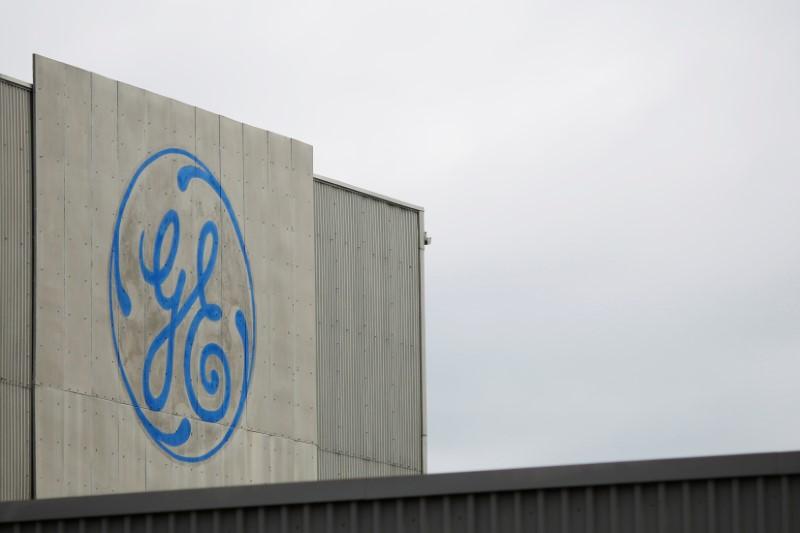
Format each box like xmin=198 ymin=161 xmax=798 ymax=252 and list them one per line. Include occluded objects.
xmin=91 ymin=396 xmax=123 ymax=494
xmin=238 ymin=128 xmax=316 ymax=451
xmin=33 ymin=56 xmax=318 ymax=496
xmin=242 ymin=124 xmax=270 ymax=435
xmin=219 ymin=116 xmax=246 ymax=432
xmin=192 ymin=108 xmax=224 ymax=435
xmin=90 ymin=72 xmax=124 ymax=404
xmin=62 ymin=390 xmax=92 ymax=496
xmin=221 ymin=425 xmax=248 ymax=487
xmin=272 ymin=435 xmax=294 ymax=483
xmin=34 ymin=386 xmax=64 ymax=498
xmin=138 ymin=87 xmax=171 ymax=421
xmin=62 ymin=64 xmax=93 ymax=397
xmin=266 ymin=132 xmax=294 ymax=440
xmin=291 ymin=140 xmax=317 ymax=446
xmin=114 ymin=80 xmax=148 ymax=418
xmin=115 ymin=400 xmax=148 ymax=493
xmin=33 ymin=56 xmax=66 ymax=389
xmin=245 ymin=429 xmax=270 ymax=484
xmin=293 ymin=437 xmax=318 ymax=481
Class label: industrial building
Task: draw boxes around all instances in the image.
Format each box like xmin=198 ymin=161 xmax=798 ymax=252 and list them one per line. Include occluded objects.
xmin=3 ymin=56 xmax=800 ymax=532
xmin=0 ymin=55 xmax=426 ymax=500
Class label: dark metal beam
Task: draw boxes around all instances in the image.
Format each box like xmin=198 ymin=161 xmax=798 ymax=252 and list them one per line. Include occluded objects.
xmin=2 ymin=450 xmax=799 ymax=524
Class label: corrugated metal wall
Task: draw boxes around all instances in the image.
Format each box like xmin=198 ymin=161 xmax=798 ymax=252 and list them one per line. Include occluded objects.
xmin=314 ymin=179 xmax=424 ymax=479
xmin=0 ymin=76 xmax=33 ymax=502
xmin=2 ymin=451 xmax=799 ymax=532
xmin=319 ymin=450 xmax=420 ymax=478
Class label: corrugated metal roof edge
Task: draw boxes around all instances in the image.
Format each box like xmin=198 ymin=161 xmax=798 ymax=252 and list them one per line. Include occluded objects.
xmin=0 ymin=73 xmax=32 ymax=90
xmin=2 ymin=450 xmax=799 ymax=523
xmin=314 ymin=174 xmax=424 ymax=212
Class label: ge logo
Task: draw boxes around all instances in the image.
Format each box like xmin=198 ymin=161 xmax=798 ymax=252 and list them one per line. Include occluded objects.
xmin=109 ymin=148 xmax=256 ymax=462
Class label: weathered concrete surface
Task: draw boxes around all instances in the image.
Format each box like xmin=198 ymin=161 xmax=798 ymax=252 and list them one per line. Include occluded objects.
xmin=33 ymin=55 xmax=317 ymax=497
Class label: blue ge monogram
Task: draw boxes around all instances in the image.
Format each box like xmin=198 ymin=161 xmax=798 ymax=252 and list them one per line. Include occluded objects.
xmin=109 ymin=148 xmax=256 ymax=462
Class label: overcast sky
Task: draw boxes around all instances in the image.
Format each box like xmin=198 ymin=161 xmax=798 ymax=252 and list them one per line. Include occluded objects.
xmin=3 ymin=0 xmax=799 ymax=473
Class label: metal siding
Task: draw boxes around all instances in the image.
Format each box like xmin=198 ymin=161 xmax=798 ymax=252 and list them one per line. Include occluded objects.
xmin=314 ymin=179 xmax=423 ymax=479
xmin=0 ymin=77 xmax=33 ymax=501
xmin=417 ymin=211 xmax=427 ymax=474
xmin=3 ymin=452 xmax=800 ymax=532
xmin=0 ymin=384 xmax=31 ymax=502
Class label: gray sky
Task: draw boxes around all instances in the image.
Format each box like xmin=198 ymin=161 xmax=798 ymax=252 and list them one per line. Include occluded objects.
xmin=3 ymin=0 xmax=799 ymax=473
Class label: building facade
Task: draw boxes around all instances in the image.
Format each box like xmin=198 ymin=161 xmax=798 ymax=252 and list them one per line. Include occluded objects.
xmin=0 ymin=56 xmax=426 ymax=500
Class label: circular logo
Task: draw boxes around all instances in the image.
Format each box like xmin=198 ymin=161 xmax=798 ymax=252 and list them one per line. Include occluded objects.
xmin=109 ymin=148 xmax=256 ymax=462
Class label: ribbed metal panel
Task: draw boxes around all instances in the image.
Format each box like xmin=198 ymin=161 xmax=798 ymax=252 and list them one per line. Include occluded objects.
xmin=0 ymin=384 xmax=31 ymax=502
xmin=0 ymin=76 xmax=33 ymax=501
xmin=2 ymin=451 xmax=800 ymax=532
xmin=314 ymin=179 xmax=423 ymax=479
xmin=0 ymin=77 xmax=32 ymax=387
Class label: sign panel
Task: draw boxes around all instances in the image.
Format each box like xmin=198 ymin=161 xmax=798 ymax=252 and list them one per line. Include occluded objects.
xmin=33 ymin=56 xmax=317 ymax=497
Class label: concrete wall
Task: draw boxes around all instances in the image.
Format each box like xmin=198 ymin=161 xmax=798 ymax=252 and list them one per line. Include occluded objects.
xmin=0 ymin=75 xmax=33 ymax=501
xmin=32 ymin=56 xmax=317 ymax=498
xmin=314 ymin=178 xmax=425 ymax=479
